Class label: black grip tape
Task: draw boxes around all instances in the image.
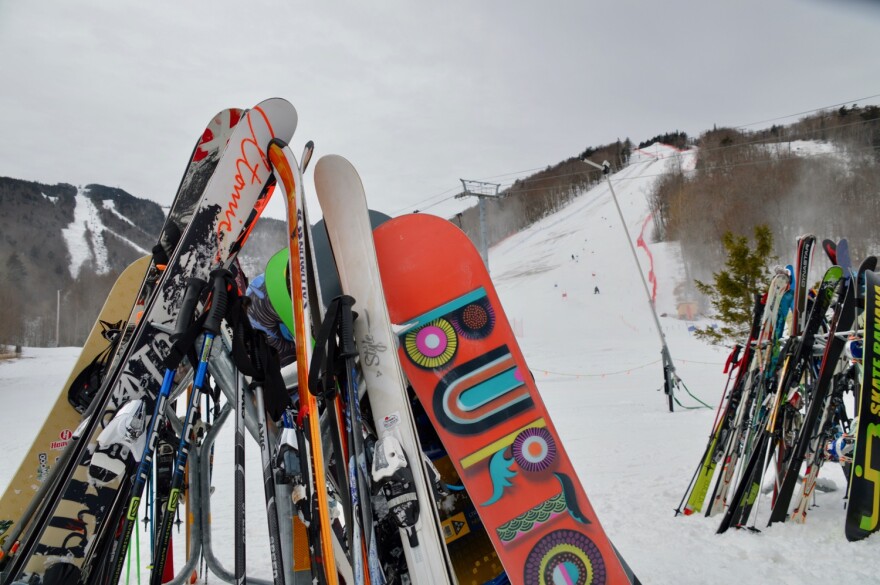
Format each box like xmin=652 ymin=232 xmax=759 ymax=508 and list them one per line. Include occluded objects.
xmin=205 ymin=269 xmax=231 ymax=334
xmin=339 ymin=295 xmax=358 ymax=358
xmin=175 ymin=278 xmax=206 ymax=337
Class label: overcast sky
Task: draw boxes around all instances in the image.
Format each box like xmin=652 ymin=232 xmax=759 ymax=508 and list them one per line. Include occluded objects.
xmin=1 ymin=0 xmax=879 ymax=220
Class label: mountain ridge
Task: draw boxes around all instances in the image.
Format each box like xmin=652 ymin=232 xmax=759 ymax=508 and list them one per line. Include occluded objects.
xmin=0 ymin=176 xmax=286 ymax=346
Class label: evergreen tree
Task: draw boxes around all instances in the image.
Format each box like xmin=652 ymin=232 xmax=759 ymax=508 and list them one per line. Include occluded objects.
xmin=694 ymin=225 xmax=776 ymax=344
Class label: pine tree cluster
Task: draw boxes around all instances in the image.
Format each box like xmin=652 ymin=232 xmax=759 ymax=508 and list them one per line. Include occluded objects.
xmin=693 ymin=225 xmax=776 ymax=344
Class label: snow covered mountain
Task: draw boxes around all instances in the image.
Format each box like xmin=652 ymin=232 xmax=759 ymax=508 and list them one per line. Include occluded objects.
xmin=0 ymin=178 xmax=164 ymax=280
xmin=0 ymin=177 xmax=287 ymax=346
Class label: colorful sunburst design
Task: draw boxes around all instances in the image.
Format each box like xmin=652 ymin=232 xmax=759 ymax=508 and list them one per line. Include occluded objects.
xmin=450 ymin=297 xmax=495 ymax=340
xmin=512 ymin=427 xmax=557 ymax=472
xmin=403 ymin=318 xmax=458 ymax=369
xmin=523 ymin=529 xmax=606 ymax=585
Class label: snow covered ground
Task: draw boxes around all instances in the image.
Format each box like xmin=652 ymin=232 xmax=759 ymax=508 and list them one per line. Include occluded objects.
xmin=2 ymin=143 xmax=878 ymax=583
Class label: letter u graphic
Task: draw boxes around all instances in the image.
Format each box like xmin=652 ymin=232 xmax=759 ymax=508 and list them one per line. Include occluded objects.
xmin=434 ymin=346 xmax=533 ymax=435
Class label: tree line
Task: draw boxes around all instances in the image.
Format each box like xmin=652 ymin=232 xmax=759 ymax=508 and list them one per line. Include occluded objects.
xmin=649 ymin=106 xmax=880 ymax=294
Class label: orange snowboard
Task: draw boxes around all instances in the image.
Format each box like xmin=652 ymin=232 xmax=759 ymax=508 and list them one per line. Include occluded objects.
xmin=374 ymin=214 xmax=638 ymax=585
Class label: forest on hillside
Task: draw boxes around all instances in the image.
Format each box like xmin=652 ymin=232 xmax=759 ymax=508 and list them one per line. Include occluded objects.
xmin=648 ymin=104 xmax=880 ymax=291
xmin=453 ymin=138 xmax=637 ymax=246
xmin=0 ymin=181 xmax=163 ymax=348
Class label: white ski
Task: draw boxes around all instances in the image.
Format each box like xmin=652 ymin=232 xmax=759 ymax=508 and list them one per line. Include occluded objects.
xmin=314 ymin=154 xmax=455 ymax=585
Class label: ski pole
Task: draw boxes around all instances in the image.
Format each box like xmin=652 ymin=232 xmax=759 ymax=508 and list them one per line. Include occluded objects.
xmin=252 ymin=373 xmax=285 ymax=585
xmin=335 ymin=297 xmax=364 ymax=583
xmin=235 ymin=370 xmax=246 ymax=585
xmin=149 ymin=269 xmax=230 ymax=585
xmin=674 ymin=345 xmax=741 ymax=516
xmin=105 ymin=275 xmax=206 ymax=585
xmin=338 ymin=295 xmax=379 ymax=585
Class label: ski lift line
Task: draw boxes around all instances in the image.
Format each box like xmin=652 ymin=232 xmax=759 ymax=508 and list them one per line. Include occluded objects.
xmin=401 ymin=96 xmax=880 ymax=214
xmin=397 ymin=166 xmax=606 ymax=214
xmin=404 ymin=108 xmax=880 ymax=213
xmin=731 ymin=92 xmax=880 ymax=129
xmin=479 ymin=164 xmax=556 ymax=180
xmin=406 ymin=114 xmax=880 ymax=215
xmin=406 ymin=140 xmax=877 ymax=213
xmin=409 ymin=168 xmax=606 ymax=213
xmin=392 ymin=164 xmax=566 ymax=215
xmin=392 ymin=184 xmax=463 ymax=214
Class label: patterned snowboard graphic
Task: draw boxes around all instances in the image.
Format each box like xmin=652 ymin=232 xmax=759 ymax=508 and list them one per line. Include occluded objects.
xmin=846 ymin=269 xmax=880 ymax=541
xmin=374 ymin=213 xmax=638 ymax=585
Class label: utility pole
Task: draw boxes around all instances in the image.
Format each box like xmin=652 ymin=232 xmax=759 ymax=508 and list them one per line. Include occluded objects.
xmin=582 ymin=158 xmax=679 ymax=412
xmin=457 ymin=179 xmax=501 ymax=272
xmin=56 ymin=289 xmax=61 ymax=347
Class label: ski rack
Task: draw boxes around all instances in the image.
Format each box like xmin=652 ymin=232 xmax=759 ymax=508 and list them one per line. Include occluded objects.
xmin=29 ymin=310 xmax=347 ymax=585
xmin=141 ymin=334 xmax=280 ymax=585
xmin=207 ymin=329 xmax=332 ymax=585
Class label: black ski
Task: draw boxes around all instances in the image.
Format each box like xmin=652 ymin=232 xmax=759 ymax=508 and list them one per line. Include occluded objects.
xmin=768 ymin=273 xmax=855 ymax=524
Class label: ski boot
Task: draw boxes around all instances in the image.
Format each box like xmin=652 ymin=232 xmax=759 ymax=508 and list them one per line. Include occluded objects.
xmin=88 ymin=399 xmax=148 ymax=486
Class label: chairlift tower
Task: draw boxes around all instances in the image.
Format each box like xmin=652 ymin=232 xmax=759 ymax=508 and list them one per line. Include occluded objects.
xmin=457 ymin=179 xmax=501 ymax=272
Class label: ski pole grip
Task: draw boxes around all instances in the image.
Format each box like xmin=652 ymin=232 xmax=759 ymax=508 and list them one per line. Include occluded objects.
xmin=205 ymin=269 xmax=232 ymax=335
xmin=175 ymin=278 xmax=206 ymax=338
xmin=339 ymin=295 xmax=358 ymax=358
xmin=856 ymin=268 xmax=869 ymax=302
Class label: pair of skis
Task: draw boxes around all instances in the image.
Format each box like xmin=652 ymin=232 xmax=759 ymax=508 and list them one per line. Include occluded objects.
xmin=2 ymin=99 xmax=297 ymax=585
xmin=270 ymin=142 xmax=396 ymax=585
xmin=717 ymin=264 xmax=841 ymax=533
